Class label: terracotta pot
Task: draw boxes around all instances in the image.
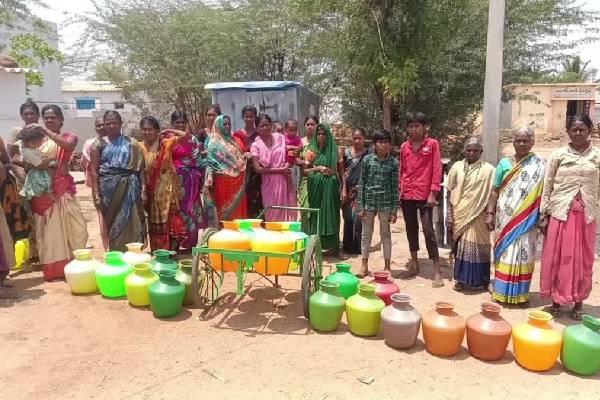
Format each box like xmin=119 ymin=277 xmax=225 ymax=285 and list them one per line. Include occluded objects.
xmin=466 ymin=303 xmax=512 ymax=361
xmin=369 ymin=270 xmax=400 ymax=305
xmin=422 ymin=302 xmax=466 ymax=357
xmin=381 ymin=293 xmax=421 ymax=349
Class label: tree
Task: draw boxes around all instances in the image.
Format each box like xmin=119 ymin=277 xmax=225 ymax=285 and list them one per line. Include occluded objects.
xmin=559 ymin=55 xmax=595 ymax=82
xmin=74 ymin=0 xmax=598 ymax=140
xmin=1 ymin=0 xmax=64 ymax=89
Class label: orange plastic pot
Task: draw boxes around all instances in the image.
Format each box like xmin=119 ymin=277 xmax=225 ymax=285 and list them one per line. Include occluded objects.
xmin=208 ymin=229 xmax=252 ymax=272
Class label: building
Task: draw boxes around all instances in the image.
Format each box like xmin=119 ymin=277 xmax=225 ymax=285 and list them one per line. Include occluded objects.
xmin=504 ymin=83 xmax=597 ymax=136
xmin=61 ymin=80 xmax=137 ymax=116
xmin=0 ymin=66 xmax=28 ymax=142
xmin=204 ymin=81 xmax=319 ymax=132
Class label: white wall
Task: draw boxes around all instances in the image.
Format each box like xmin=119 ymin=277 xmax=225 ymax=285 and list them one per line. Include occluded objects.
xmin=0 ymin=19 xmax=61 ymax=107
xmin=61 ymin=90 xmax=137 ymax=115
xmin=0 ymin=70 xmax=27 ymax=143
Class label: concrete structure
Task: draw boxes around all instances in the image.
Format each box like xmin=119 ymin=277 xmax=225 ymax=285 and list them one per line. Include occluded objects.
xmin=61 ymin=80 xmax=137 ymax=116
xmin=506 ymin=83 xmax=597 ymax=136
xmin=204 ymin=81 xmax=319 ymax=133
xmin=481 ymin=0 xmax=506 ymax=165
xmin=0 ymin=19 xmax=61 ymax=107
xmin=0 ymin=67 xmax=28 ymax=142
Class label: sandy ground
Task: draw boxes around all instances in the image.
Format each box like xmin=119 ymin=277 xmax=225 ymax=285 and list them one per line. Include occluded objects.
xmin=1 ymin=136 xmax=599 ymax=400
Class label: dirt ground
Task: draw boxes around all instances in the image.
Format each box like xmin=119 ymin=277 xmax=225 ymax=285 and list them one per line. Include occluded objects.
xmin=1 ymin=134 xmax=599 ymax=400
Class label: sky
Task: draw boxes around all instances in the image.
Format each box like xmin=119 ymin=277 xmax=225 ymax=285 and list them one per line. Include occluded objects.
xmin=36 ymin=0 xmax=600 ymax=77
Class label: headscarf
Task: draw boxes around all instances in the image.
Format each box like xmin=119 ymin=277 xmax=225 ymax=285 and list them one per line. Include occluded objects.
xmin=206 ymin=115 xmax=246 ymax=177
xmin=308 ymin=123 xmax=338 ymax=169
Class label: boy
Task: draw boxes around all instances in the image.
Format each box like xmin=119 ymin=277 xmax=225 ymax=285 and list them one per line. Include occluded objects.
xmin=357 ymin=129 xmax=399 ymax=277
xmin=399 ymin=112 xmax=443 ymax=287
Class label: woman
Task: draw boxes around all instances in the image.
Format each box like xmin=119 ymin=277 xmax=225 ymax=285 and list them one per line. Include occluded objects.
xmin=81 ymin=116 xmax=109 ymax=250
xmin=234 ymin=105 xmax=262 ymax=218
xmin=487 ymin=127 xmax=545 ymax=306
xmin=342 ymin=128 xmax=369 ymax=254
xmin=139 ymin=116 xmax=187 ymax=251
xmin=446 ymin=137 xmax=495 ymax=292
xmin=202 ymin=105 xmax=221 ymax=228
xmin=30 ymin=105 xmax=88 ymax=280
xmin=90 ymin=110 xmax=146 ymax=252
xmin=205 ymin=115 xmax=250 ymax=221
xmin=0 ymin=140 xmax=16 ymax=287
xmin=539 ymin=114 xmax=599 ymax=320
xmin=298 ymin=115 xmax=319 ymax=230
xmin=305 ymin=123 xmax=345 ymax=253
xmin=170 ymin=111 xmax=205 ymax=250
xmin=251 ymin=113 xmax=297 ymax=221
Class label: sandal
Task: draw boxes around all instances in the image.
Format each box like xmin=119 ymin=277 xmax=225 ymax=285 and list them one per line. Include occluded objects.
xmin=356 ymin=270 xmax=370 ymax=279
xmin=517 ymin=300 xmax=530 ymax=309
xmin=570 ymin=308 xmax=583 ymax=321
xmin=544 ymin=305 xmax=562 ymax=318
xmin=453 ymin=282 xmax=463 ymax=292
xmin=399 ymin=268 xmax=420 ymax=280
xmin=0 ymin=277 xmax=14 ymax=288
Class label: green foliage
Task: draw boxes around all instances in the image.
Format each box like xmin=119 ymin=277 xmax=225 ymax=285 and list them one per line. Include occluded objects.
xmin=9 ymin=33 xmax=64 ymax=87
xmin=75 ymin=0 xmax=598 ymax=137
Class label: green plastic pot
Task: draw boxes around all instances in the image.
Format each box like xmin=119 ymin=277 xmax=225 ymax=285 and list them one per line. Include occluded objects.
xmin=561 ymin=315 xmax=600 ymax=376
xmin=309 ymin=280 xmax=346 ymax=332
xmin=149 ymin=269 xmax=185 ymax=318
xmin=95 ymin=251 xmax=133 ymax=298
xmin=346 ymin=283 xmax=385 ymax=336
xmin=326 ymin=263 xmax=359 ymax=299
xmin=151 ymin=249 xmax=177 ymax=273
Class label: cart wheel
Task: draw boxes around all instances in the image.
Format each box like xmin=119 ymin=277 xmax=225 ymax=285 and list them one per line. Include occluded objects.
xmin=301 ymin=235 xmax=322 ymax=319
xmin=194 ymin=228 xmax=223 ymax=307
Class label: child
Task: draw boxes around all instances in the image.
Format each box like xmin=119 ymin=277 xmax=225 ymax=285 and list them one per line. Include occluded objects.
xmin=273 ymin=121 xmax=285 ymax=134
xmin=399 ymin=112 xmax=443 ymax=287
xmin=357 ymin=129 xmax=399 ymax=277
xmin=284 ymin=119 xmax=304 ymax=191
xmin=17 ymin=126 xmax=55 ymax=200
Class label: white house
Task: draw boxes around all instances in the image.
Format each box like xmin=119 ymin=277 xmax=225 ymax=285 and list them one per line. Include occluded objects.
xmin=61 ymin=80 xmax=137 ymax=116
xmin=0 ymin=66 xmax=27 ymax=142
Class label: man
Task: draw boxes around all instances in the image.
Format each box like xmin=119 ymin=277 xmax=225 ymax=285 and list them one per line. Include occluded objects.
xmin=399 ymin=112 xmax=443 ymax=287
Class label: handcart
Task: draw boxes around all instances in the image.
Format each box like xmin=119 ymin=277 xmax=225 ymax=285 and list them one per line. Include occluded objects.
xmin=191 ymin=206 xmax=323 ymax=318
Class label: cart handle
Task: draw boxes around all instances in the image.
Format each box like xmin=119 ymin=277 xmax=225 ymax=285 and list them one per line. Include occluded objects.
xmin=257 ymin=206 xmax=320 ymax=232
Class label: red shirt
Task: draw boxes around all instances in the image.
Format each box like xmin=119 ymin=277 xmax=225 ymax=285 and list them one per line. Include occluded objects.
xmin=399 ymin=136 xmax=442 ymax=201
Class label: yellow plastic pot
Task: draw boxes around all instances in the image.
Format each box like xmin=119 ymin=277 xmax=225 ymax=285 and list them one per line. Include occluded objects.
xmin=253 ymin=231 xmax=294 ymax=275
xmin=208 ymin=229 xmax=252 ymax=272
xmin=512 ymin=310 xmax=562 ymax=371
xmin=125 ymin=262 xmax=159 ymax=307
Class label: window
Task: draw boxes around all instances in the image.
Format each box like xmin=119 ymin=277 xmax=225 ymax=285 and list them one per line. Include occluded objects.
xmin=114 ymin=102 xmax=124 ymax=110
xmin=75 ymin=98 xmax=96 ymax=110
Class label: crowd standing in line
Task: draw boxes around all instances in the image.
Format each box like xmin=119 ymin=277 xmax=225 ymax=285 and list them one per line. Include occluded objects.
xmin=0 ymin=101 xmax=597 ymax=320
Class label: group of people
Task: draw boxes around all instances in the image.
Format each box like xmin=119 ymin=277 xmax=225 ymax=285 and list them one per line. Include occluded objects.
xmin=0 ymin=101 xmax=597 ymax=320
xmin=446 ymin=113 xmax=598 ymax=320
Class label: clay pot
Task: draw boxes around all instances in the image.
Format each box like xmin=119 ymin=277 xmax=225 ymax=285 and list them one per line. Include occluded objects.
xmin=381 ymin=293 xmax=421 ymax=349
xmin=422 ymin=302 xmax=466 ymax=357
xmin=369 ymin=270 xmax=400 ymax=305
xmin=561 ymin=315 xmax=600 ymax=376
xmin=346 ymin=283 xmax=385 ymax=336
xmin=466 ymin=303 xmax=512 ymax=361
xmin=512 ymin=310 xmax=562 ymax=371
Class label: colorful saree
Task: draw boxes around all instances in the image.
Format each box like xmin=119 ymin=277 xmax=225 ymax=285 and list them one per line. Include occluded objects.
xmin=97 ymin=134 xmax=146 ymax=252
xmin=306 ymin=123 xmax=341 ymax=252
xmin=141 ymin=136 xmax=185 ymax=251
xmin=1 ymin=167 xmax=30 ymax=241
xmin=206 ymin=116 xmax=248 ymax=221
xmin=234 ymin=128 xmax=262 ymax=218
xmin=493 ymin=154 xmax=545 ymax=304
xmin=0 ymin=165 xmax=16 ymax=279
xmin=172 ymin=135 xmax=205 ymax=249
xmin=447 ymin=159 xmax=495 ymax=288
xmin=31 ymin=133 xmax=88 ymax=280
xmin=250 ymin=132 xmax=297 ymax=221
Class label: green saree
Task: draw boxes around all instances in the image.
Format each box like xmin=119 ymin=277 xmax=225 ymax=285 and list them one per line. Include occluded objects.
xmin=306 ymin=123 xmax=340 ymax=251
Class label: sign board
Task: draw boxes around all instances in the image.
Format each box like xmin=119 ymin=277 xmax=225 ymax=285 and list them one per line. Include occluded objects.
xmin=551 ymin=86 xmax=595 ymax=100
